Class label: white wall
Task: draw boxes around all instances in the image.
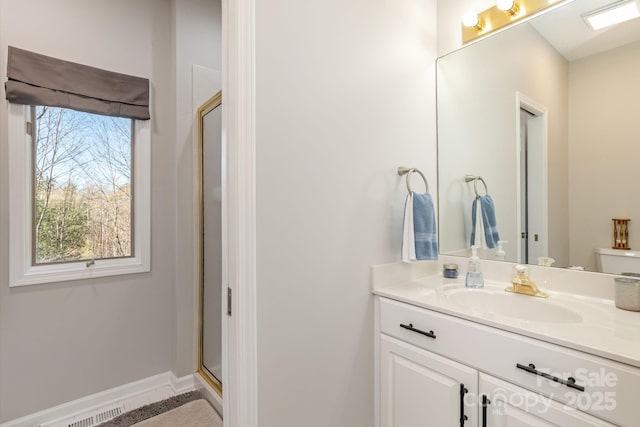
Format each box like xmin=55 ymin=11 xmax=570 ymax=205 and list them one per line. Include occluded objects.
xmin=0 ymin=0 xmax=177 ymax=421
xmin=437 ymin=23 xmax=569 ymax=265
xmin=254 ymin=0 xmax=437 ymax=425
xmin=568 ymin=41 xmax=640 ymax=270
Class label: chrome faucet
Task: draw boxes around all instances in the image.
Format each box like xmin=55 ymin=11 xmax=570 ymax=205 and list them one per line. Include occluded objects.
xmin=505 ymin=264 xmax=549 ymax=298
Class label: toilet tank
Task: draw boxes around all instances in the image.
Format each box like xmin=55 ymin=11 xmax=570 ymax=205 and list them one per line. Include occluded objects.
xmin=595 ymin=248 xmax=640 ymax=274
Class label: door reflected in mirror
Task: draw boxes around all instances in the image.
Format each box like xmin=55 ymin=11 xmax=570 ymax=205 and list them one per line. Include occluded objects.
xmin=437 ymin=0 xmax=640 ymax=273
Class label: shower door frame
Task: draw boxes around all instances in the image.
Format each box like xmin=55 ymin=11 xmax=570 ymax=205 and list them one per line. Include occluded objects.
xmin=197 ymin=91 xmax=224 ymax=398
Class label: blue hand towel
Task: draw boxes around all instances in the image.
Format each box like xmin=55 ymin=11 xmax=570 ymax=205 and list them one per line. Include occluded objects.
xmin=470 ymin=195 xmax=500 ymax=249
xmin=412 ymin=192 xmax=438 ymax=260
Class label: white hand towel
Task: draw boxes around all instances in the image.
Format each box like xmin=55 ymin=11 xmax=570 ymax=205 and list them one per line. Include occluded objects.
xmin=473 ymin=200 xmax=486 ymax=248
xmin=402 ymin=193 xmax=416 ymax=262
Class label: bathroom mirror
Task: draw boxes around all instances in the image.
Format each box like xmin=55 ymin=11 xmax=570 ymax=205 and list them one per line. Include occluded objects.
xmin=437 ymin=0 xmax=640 ymax=273
xmin=198 ymin=91 xmax=223 ymax=395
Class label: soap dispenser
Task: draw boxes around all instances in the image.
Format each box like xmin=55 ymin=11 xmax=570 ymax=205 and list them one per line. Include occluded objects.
xmin=537 ymin=256 xmax=555 ymax=267
xmin=495 ymin=240 xmax=507 ymax=261
xmin=466 ymin=245 xmax=484 ymax=288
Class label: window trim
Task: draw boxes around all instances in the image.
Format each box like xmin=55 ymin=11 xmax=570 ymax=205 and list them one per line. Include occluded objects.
xmin=9 ymin=104 xmax=150 ymax=286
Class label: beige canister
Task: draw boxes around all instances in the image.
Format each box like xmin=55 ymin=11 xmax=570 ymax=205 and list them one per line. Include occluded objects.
xmin=614 ymin=277 xmax=640 ymax=311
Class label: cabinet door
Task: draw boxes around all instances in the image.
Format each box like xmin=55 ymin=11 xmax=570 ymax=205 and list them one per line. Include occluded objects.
xmin=479 ymin=374 xmax=616 ymax=427
xmin=380 ymin=334 xmax=478 ymax=427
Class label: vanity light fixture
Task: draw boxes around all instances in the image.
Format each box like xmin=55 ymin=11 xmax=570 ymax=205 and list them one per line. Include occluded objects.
xmin=462 ymin=0 xmax=571 ymax=44
xmin=583 ymin=0 xmax=640 ymax=31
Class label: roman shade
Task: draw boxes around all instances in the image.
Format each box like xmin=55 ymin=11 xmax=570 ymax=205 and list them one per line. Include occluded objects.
xmin=5 ymin=46 xmax=150 ymax=120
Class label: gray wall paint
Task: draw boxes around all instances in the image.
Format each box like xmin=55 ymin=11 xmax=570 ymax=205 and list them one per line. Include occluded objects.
xmin=0 ymin=0 xmax=177 ymax=421
xmin=0 ymin=0 xmax=221 ymax=420
xmin=569 ymin=41 xmax=640 ymax=270
xmin=173 ymin=0 xmax=222 ymax=379
xmin=255 ymin=0 xmax=437 ymax=425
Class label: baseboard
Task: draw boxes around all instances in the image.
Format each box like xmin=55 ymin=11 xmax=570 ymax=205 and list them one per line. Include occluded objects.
xmin=1 ymin=371 xmax=196 ymax=427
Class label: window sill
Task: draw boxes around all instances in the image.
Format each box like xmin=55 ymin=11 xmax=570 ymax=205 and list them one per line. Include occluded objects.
xmin=11 ymin=257 xmax=150 ymax=287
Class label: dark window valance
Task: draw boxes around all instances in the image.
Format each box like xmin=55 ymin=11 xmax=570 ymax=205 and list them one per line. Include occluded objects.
xmin=5 ymin=46 xmax=150 ymax=120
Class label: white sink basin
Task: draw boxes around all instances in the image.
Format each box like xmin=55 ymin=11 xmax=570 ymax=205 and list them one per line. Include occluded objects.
xmin=441 ymin=287 xmax=583 ymax=323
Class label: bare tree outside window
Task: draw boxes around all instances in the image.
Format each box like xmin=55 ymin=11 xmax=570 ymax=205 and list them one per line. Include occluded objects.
xmin=33 ymin=106 xmax=133 ymax=264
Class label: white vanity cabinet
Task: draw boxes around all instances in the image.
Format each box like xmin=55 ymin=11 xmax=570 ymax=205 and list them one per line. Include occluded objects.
xmin=375 ymin=296 xmax=635 ymax=427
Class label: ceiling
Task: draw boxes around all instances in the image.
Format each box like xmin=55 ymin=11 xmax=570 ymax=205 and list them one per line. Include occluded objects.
xmin=530 ymin=0 xmax=640 ymax=61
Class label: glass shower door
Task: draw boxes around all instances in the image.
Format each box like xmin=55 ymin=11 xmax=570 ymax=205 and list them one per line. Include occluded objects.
xmin=199 ymin=92 xmax=223 ymax=393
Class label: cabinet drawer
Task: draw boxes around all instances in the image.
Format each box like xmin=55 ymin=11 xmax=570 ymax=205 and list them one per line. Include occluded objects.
xmin=379 ymin=294 xmax=462 ymax=356
xmin=378 ymin=296 xmax=640 ymax=427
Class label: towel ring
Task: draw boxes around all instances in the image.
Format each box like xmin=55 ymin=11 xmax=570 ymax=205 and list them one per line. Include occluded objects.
xmin=464 ymin=175 xmax=488 ymax=197
xmin=398 ymin=167 xmax=429 ymax=193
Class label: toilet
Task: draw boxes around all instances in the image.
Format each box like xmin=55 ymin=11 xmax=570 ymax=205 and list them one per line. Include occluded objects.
xmin=595 ymin=248 xmax=640 ymax=275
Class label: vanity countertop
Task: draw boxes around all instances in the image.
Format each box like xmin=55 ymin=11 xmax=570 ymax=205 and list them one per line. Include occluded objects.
xmin=372 ymin=263 xmax=640 ymax=368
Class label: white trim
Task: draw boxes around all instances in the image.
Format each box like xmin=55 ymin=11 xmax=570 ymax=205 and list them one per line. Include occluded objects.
xmin=8 ymin=104 xmax=151 ymax=287
xmin=373 ymin=296 xmax=381 ymax=427
xmin=221 ymin=1 xmax=231 ymax=425
xmin=0 ymin=372 xmax=195 ymax=427
xmin=223 ymin=0 xmax=258 ymax=426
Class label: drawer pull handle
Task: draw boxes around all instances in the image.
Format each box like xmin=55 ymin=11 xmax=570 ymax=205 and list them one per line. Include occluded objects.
xmin=482 ymin=395 xmax=490 ymax=427
xmin=459 ymin=384 xmax=468 ymax=426
xmin=399 ymin=323 xmax=436 ymax=339
xmin=516 ymin=363 xmax=585 ymax=392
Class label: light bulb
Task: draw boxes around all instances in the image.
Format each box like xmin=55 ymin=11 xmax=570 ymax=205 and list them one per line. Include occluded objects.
xmin=497 ymin=0 xmax=514 ymax=11
xmin=496 ymin=0 xmax=519 ymax=15
xmin=463 ymin=11 xmax=481 ymax=29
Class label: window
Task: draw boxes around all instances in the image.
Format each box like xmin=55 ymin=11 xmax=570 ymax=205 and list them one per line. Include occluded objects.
xmin=32 ymin=106 xmax=134 ymax=265
xmin=9 ymin=104 xmax=150 ymax=286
